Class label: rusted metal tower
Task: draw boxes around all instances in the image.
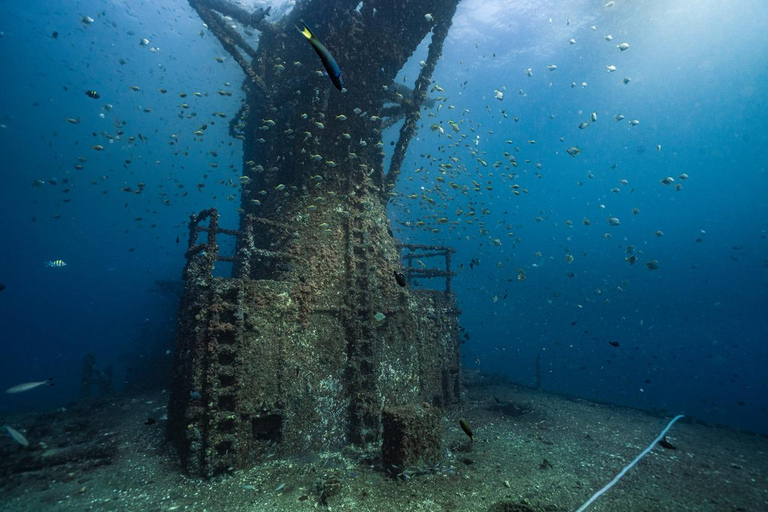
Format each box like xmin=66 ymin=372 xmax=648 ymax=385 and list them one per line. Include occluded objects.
xmin=168 ymin=0 xmax=463 ymax=476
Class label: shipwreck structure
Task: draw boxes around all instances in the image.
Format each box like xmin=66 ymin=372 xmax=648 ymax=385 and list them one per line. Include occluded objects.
xmin=168 ymin=0 xmax=463 ymax=476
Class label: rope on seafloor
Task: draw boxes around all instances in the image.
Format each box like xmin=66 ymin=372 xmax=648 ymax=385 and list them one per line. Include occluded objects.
xmin=575 ymin=414 xmax=686 ymax=512
xmin=382 ymin=0 xmax=461 ymax=201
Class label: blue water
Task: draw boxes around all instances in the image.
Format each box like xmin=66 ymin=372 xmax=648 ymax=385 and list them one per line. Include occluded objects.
xmin=1 ymin=0 xmax=766 ymax=434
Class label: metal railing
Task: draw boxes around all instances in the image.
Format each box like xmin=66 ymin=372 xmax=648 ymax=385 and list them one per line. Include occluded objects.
xmin=184 ymin=208 xmax=293 ymax=280
xmin=397 ymin=242 xmax=457 ymax=294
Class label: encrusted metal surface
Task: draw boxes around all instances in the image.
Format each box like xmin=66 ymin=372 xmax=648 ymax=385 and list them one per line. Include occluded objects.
xmin=169 ymin=0 xmax=463 ymax=477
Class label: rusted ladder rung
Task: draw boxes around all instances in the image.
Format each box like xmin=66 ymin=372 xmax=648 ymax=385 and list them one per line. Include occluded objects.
xmin=403 ymin=251 xmax=448 ymax=260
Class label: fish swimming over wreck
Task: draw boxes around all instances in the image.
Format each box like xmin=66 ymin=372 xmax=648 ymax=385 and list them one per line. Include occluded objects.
xmin=296 ymin=20 xmax=344 ymax=91
xmin=249 ymin=6 xmax=271 ymax=26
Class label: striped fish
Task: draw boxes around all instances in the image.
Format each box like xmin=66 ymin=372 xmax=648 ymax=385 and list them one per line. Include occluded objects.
xmin=3 ymin=425 xmax=29 ymax=447
xmin=45 ymin=260 xmax=67 ymax=267
xmin=5 ymin=378 xmax=53 ymax=394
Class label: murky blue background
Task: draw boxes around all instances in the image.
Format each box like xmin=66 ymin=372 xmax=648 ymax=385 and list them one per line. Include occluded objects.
xmin=1 ymin=0 xmax=766 ymax=432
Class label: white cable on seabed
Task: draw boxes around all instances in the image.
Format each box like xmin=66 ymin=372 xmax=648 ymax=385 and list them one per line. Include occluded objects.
xmin=575 ymin=414 xmax=686 ymax=512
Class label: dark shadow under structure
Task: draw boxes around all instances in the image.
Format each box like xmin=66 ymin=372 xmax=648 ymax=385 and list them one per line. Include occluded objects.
xmin=168 ymin=0 xmax=463 ymax=476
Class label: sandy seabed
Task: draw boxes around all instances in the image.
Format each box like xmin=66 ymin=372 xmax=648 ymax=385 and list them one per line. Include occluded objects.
xmin=1 ymin=384 xmax=765 ymax=511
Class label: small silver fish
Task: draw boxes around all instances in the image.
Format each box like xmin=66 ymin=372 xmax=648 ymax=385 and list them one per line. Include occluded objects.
xmin=5 ymin=379 xmax=53 ymax=393
xmin=3 ymin=425 xmax=29 ymax=446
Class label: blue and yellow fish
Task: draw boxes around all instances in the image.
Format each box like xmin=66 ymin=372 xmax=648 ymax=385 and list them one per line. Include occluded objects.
xmin=45 ymin=260 xmax=67 ymax=267
xmin=296 ymin=21 xmax=344 ymax=91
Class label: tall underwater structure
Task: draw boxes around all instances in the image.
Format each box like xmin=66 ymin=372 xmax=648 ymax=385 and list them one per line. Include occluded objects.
xmin=167 ymin=0 xmax=464 ymax=476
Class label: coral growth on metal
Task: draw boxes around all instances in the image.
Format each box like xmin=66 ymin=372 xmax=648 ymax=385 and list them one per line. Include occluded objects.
xmin=168 ymin=0 xmax=463 ymax=477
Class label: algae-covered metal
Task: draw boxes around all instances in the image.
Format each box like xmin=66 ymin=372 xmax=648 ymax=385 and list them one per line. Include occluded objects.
xmin=169 ymin=0 xmax=463 ymax=477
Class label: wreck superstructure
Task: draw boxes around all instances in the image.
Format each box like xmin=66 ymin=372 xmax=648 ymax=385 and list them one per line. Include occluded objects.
xmin=168 ymin=0 xmax=463 ymax=476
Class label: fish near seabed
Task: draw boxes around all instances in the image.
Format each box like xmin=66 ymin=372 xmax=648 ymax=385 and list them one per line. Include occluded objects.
xmin=459 ymin=419 xmax=474 ymax=441
xmin=5 ymin=378 xmax=54 ymax=394
xmin=3 ymin=425 xmax=29 ymax=447
xmin=296 ymin=21 xmax=344 ymax=91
